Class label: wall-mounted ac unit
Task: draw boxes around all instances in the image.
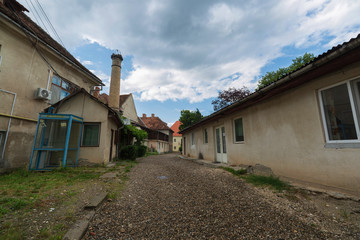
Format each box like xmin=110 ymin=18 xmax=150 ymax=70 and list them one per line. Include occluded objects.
xmin=35 ymin=88 xmax=52 ymax=100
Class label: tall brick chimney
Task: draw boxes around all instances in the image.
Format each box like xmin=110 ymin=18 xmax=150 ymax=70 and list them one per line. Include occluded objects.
xmin=109 ymin=53 xmax=123 ymax=110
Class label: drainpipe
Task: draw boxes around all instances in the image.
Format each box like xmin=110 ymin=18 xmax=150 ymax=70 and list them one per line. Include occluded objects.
xmin=0 ymin=89 xmax=16 ymax=161
xmin=46 ymin=69 xmax=52 ymax=91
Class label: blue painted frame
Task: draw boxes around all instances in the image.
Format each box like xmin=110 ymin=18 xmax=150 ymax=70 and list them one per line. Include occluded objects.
xmin=29 ymin=113 xmax=83 ymax=171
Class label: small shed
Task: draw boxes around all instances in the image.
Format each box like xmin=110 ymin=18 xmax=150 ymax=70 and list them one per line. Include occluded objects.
xmin=29 ymin=113 xmax=83 ymax=170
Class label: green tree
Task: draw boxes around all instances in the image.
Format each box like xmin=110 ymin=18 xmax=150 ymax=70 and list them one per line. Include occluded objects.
xmin=179 ymin=109 xmax=203 ymax=130
xmin=257 ymin=52 xmax=315 ymax=90
xmin=124 ymin=125 xmax=148 ymax=145
xmin=211 ymin=87 xmax=251 ymax=111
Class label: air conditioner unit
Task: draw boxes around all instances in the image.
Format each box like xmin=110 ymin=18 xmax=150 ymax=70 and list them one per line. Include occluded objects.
xmin=35 ymin=88 xmax=52 ymax=100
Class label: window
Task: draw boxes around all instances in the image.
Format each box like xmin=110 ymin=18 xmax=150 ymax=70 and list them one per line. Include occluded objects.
xmin=204 ymin=128 xmax=208 ymax=143
xmin=174 ymin=146 xmax=176 ymax=150
xmin=51 ymin=75 xmax=77 ymax=104
xmin=234 ymin=118 xmax=244 ymax=142
xmin=0 ymin=131 xmax=6 ymax=158
xmin=320 ymin=79 xmax=360 ymax=143
xmin=174 ymin=138 xmax=176 ymax=142
xmin=82 ymin=123 xmax=100 ymax=146
xmin=191 ymin=132 xmax=195 ymax=145
xmin=0 ymin=44 xmax=2 ymax=69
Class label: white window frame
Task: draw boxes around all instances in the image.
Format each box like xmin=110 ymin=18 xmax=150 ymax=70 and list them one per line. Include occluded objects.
xmin=318 ymin=77 xmax=360 ymax=145
xmin=233 ymin=117 xmax=245 ymax=143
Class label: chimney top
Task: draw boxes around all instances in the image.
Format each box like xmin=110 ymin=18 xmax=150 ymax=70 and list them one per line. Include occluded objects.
xmin=142 ymin=113 xmax=146 ymax=118
xmin=111 ymin=53 xmax=123 ymax=61
xmin=151 ymin=113 xmax=155 ymax=117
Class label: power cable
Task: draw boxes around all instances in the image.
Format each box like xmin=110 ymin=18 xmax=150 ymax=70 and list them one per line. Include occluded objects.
xmin=23 ymin=0 xmax=40 ymax=27
xmin=34 ymin=0 xmax=65 ymax=48
xmin=6 ymin=0 xmax=57 ymax=74
xmin=27 ymin=0 xmax=50 ymax=34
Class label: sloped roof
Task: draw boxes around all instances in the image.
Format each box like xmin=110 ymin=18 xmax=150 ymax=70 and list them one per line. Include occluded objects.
xmin=140 ymin=115 xmax=173 ymax=132
xmin=180 ymin=33 xmax=360 ymax=134
xmin=46 ymin=88 xmax=123 ymax=126
xmin=170 ymin=121 xmax=182 ymax=137
xmin=0 ymin=0 xmax=103 ymax=86
xmin=98 ymin=93 xmax=130 ymax=109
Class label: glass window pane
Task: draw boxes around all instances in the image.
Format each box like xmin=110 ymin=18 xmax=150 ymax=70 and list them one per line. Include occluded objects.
xmin=234 ymin=118 xmax=244 ymax=142
xmin=221 ymin=127 xmax=226 ymax=153
xmin=60 ymin=90 xmax=70 ymax=100
xmin=52 ymin=75 xmax=61 ymax=85
xmin=204 ymin=128 xmax=208 ymax=143
xmin=51 ymin=85 xmax=61 ymax=104
xmin=216 ymin=128 xmax=221 ymax=153
xmin=62 ymin=80 xmax=72 ymax=91
xmin=82 ymin=124 xmax=100 ymax=146
xmin=69 ymin=122 xmax=82 ymax=149
xmin=321 ymin=83 xmax=357 ymax=140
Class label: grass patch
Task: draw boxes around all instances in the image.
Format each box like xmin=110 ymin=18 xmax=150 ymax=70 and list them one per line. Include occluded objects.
xmin=221 ymin=167 xmax=290 ymax=191
xmin=0 ymin=167 xmax=101 ymax=217
xmin=244 ymin=174 xmax=290 ymax=191
xmin=145 ymin=151 xmax=159 ymax=157
xmin=221 ymin=167 xmax=247 ymax=176
xmin=0 ymin=162 xmax=135 ymax=239
xmin=0 ymin=223 xmax=25 ymax=240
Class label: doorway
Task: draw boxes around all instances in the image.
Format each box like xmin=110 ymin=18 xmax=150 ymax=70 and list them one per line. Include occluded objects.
xmin=215 ymin=126 xmax=227 ymax=163
xmin=109 ymin=129 xmax=114 ymax=162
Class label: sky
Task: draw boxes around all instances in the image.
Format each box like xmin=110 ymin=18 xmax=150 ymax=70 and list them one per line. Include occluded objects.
xmin=19 ymin=0 xmax=360 ymax=126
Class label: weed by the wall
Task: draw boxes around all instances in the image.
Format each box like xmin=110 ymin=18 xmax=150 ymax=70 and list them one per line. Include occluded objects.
xmin=244 ymin=174 xmax=290 ymax=191
xmin=221 ymin=166 xmax=247 ymax=176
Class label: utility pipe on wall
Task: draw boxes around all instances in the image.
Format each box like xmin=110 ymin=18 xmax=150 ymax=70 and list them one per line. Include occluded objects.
xmin=46 ymin=69 xmax=52 ymax=91
xmin=0 ymin=89 xmax=16 ymax=161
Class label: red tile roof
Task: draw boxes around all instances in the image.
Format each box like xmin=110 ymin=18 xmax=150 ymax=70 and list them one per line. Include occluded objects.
xmin=0 ymin=0 xmax=102 ymax=85
xmin=170 ymin=121 xmax=182 ymax=136
xmin=140 ymin=114 xmax=172 ymax=131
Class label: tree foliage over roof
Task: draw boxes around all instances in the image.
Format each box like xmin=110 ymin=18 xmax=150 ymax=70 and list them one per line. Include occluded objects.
xmin=211 ymin=87 xmax=251 ymax=111
xmin=257 ymin=52 xmax=315 ymax=90
xmin=179 ymin=109 xmax=203 ymax=131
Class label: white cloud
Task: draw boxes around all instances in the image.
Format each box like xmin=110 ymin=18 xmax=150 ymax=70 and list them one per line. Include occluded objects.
xmin=21 ymin=0 xmax=360 ymax=102
xmin=81 ymin=60 xmax=93 ymax=66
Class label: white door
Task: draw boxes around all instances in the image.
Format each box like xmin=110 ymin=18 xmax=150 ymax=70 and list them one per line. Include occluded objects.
xmin=215 ymin=126 xmax=227 ymax=163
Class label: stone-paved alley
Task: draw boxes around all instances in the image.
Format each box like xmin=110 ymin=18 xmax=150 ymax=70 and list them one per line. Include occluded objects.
xmin=84 ymin=153 xmax=359 ymax=239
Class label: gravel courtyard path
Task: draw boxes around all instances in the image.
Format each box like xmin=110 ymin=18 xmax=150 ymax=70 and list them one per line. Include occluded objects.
xmin=84 ymin=153 xmax=337 ymax=239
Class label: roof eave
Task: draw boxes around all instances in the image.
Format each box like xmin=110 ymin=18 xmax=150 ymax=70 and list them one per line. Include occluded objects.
xmin=0 ymin=11 xmax=104 ymax=86
xmin=180 ymin=34 xmax=360 ymax=134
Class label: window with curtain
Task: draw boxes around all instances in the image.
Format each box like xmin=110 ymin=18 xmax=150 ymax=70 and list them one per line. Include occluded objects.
xmin=204 ymin=128 xmax=208 ymax=143
xmin=82 ymin=123 xmax=100 ymax=146
xmin=234 ymin=118 xmax=244 ymax=142
xmin=320 ymin=80 xmax=360 ymax=142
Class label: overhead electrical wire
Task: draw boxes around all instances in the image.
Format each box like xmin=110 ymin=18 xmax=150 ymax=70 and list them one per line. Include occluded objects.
xmin=26 ymin=0 xmax=50 ymax=34
xmin=23 ymin=0 xmax=40 ymax=27
xmin=34 ymin=0 xmax=65 ymax=48
xmin=7 ymin=0 xmax=58 ymax=74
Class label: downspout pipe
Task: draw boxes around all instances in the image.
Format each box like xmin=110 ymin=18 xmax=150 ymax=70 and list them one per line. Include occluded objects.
xmin=0 ymin=89 xmax=16 ymax=161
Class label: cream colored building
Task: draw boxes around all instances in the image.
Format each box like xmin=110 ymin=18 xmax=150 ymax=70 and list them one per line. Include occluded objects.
xmin=48 ymin=89 xmax=122 ymax=165
xmin=0 ymin=1 xmax=103 ymax=171
xmin=140 ymin=114 xmax=173 ymax=153
xmin=181 ymin=35 xmax=360 ymax=196
xmin=170 ymin=121 xmax=182 ymax=152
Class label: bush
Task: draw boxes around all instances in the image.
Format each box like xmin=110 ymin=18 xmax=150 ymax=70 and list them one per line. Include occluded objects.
xmin=136 ymin=145 xmax=147 ymax=157
xmin=179 ymin=146 xmax=182 ymax=152
xmin=120 ymin=145 xmax=137 ymax=160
